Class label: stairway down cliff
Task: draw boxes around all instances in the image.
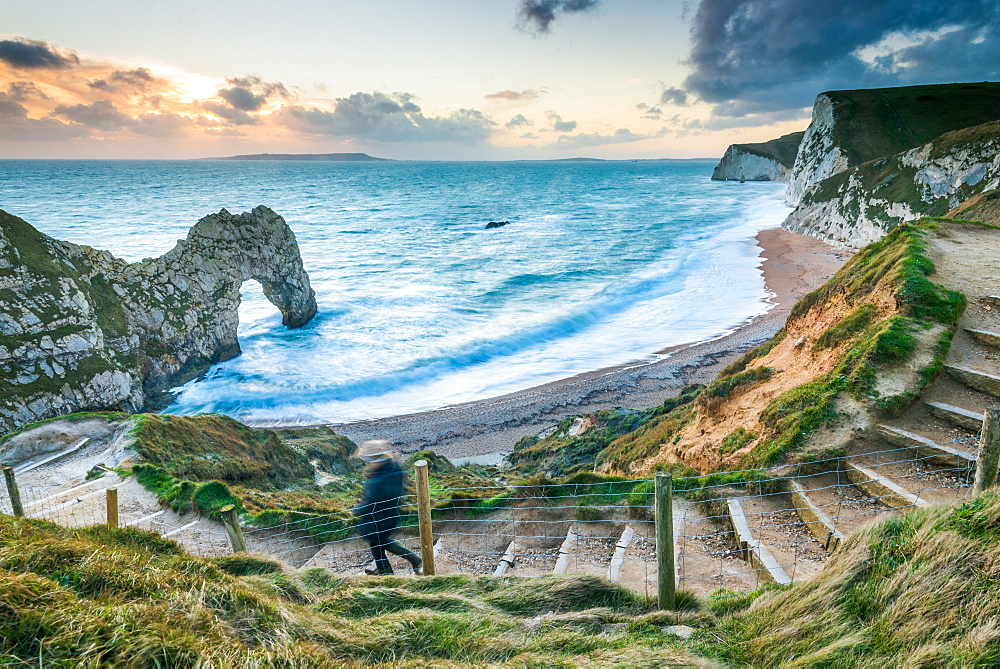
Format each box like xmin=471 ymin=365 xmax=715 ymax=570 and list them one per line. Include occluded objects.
xmin=0 ymin=206 xmax=317 ymax=432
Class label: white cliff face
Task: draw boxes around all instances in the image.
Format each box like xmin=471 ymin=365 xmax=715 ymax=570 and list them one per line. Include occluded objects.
xmin=0 ymin=206 xmax=317 ymax=434
xmin=783 ymin=123 xmax=1000 ymax=249
xmin=786 ymin=95 xmax=850 ymax=206
xmin=712 ymin=146 xmax=790 ymax=182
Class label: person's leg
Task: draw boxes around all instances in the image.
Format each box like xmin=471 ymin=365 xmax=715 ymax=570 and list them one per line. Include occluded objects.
xmin=366 ymin=532 xmax=393 ymax=574
xmin=384 ymin=537 xmax=422 ymax=571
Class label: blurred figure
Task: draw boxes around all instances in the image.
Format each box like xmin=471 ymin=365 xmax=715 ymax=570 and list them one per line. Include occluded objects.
xmin=353 ymin=439 xmax=423 ymax=575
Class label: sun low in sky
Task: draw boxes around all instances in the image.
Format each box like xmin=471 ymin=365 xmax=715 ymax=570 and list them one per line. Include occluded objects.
xmin=1 ymin=0 xmax=997 ymax=160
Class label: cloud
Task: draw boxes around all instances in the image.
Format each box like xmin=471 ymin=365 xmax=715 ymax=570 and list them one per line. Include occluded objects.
xmin=485 ymin=88 xmax=545 ymax=102
xmin=506 ymin=113 xmax=533 ymax=128
xmin=659 ymin=87 xmax=688 ymax=106
xmin=4 ymin=81 xmax=49 ymax=101
xmin=683 ymin=0 xmax=1000 ymax=116
xmin=201 ymin=101 xmax=259 ymax=125
xmin=545 ymin=110 xmax=577 ymax=132
xmin=554 ymin=127 xmax=664 ymax=148
xmin=517 ymin=0 xmax=600 ymax=35
xmin=275 ymin=91 xmax=495 ymax=143
xmin=636 ymin=103 xmax=662 ymax=119
xmin=132 ymin=112 xmax=191 ymax=137
xmin=217 ymin=76 xmax=290 ymax=112
xmin=0 ymin=93 xmax=87 ymax=140
xmin=0 ymin=38 xmax=79 ymax=69
xmin=88 ymin=68 xmax=161 ymax=93
xmin=52 ymin=99 xmax=133 ymax=131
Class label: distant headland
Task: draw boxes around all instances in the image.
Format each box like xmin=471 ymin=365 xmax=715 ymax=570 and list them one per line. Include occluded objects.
xmin=201 ymin=152 xmax=391 ymax=162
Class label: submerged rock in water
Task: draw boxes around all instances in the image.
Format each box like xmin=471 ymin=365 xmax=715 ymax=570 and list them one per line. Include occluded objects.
xmin=0 ymin=205 xmax=317 ymax=433
xmin=485 ymin=220 xmax=510 ymax=229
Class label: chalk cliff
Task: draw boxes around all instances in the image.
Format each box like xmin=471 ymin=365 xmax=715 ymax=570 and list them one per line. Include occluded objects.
xmin=784 ymin=121 xmax=1000 ymax=248
xmin=0 ymin=206 xmax=317 ymax=433
xmin=712 ymin=131 xmax=803 ymax=182
xmin=786 ymin=82 xmax=1000 ymax=208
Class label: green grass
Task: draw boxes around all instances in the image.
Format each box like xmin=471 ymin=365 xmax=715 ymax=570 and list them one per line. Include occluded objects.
xmin=701 ymin=490 xmax=1000 ymax=667
xmin=0 ymin=514 xmax=703 ymax=667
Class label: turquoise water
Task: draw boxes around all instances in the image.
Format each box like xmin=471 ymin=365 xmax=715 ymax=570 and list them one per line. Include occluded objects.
xmin=0 ymin=159 xmax=789 ymax=424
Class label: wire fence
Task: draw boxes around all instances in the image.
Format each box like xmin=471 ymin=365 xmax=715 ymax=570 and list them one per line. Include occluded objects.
xmin=0 ymin=433 xmax=986 ymax=598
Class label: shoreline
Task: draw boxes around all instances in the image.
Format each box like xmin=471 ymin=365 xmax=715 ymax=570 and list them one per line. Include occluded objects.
xmin=314 ymin=227 xmax=850 ymax=459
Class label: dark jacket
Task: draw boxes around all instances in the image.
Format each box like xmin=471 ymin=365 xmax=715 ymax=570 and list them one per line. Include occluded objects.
xmin=353 ymin=458 xmax=403 ymax=537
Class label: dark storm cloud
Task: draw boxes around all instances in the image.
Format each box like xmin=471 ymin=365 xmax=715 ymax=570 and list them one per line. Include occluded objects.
xmin=275 ymin=91 xmax=495 ymax=142
xmin=0 ymin=38 xmax=79 ymax=69
xmin=517 ymin=0 xmax=600 ymax=35
xmin=683 ymin=0 xmax=1000 ymax=116
xmin=52 ymin=99 xmax=133 ymax=131
xmin=217 ymin=76 xmax=291 ymax=112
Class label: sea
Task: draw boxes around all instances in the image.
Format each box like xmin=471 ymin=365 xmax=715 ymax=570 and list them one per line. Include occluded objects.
xmin=0 ymin=159 xmax=790 ymax=425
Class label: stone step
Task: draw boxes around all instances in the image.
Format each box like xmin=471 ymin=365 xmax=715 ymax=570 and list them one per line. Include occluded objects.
xmin=945 ymin=365 xmax=1000 ymax=398
xmin=925 ymin=402 xmax=985 ymax=433
xmin=966 ymin=328 xmax=1000 ymax=349
xmin=843 ymin=461 xmax=931 ymax=510
xmin=876 ymin=424 xmax=977 ymax=470
xmin=725 ymin=497 xmax=793 ymax=585
xmin=552 ymin=525 xmax=579 ymax=574
xmin=606 ymin=525 xmax=636 ymax=582
xmin=788 ymin=480 xmax=845 ymax=551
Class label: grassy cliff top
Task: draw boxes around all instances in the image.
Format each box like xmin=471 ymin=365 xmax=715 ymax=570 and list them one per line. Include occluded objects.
xmin=822 ymin=81 xmax=1000 ymax=167
xmin=731 ymin=131 xmax=805 ymax=168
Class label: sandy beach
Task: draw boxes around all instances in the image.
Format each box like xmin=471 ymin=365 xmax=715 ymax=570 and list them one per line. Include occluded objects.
xmin=328 ymin=227 xmax=851 ymax=459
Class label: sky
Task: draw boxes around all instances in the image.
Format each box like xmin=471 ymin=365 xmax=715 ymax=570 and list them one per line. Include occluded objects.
xmin=1 ymin=0 xmax=998 ymax=160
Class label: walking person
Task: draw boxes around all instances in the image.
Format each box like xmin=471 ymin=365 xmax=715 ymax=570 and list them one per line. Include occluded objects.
xmin=353 ymin=440 xmax=423 ymax=575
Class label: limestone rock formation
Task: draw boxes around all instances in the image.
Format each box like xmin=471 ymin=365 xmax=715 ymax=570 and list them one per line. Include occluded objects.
xmin=784 ymin=121 xmax=1000 ymax=248
xmin=712 ymin=131 xmax=803 ymax=182
xmin=0 ymin=205 xmax=317 ymax=433
xmin=785 ymin=83 xmax=1000 ymax=207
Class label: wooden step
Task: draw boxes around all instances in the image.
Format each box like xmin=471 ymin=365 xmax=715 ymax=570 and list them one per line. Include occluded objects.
xmin=788 ymin=480 xmax=845 ymax=551
xmin=843 ymin=461 xmax=931 ymax=509
xmin=946 ymin=365 xmax=1000 ymax=398
xmin=925 ymin=402 xmax=985 ymax=433
xmin=966 ymin=328 xmax=1000 ymax=349
xmin=726 ymin=498 xmax=793 ymax=585
xmin=12 ymin=438 xmax=89 ymax=474
xmin=876 ymin=424 xmax=977 ymax=470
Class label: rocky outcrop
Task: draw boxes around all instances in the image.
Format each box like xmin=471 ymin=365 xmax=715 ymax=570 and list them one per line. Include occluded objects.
xmin=785 ymin=83 xmax=1000 ymax=208
xmin=712 ymin=131 xmax=803 ymax=182
xmin=0 ymin=206 xmax=316 ymax=433
xmin=784 ymin=121 xmax=1000 ymax=248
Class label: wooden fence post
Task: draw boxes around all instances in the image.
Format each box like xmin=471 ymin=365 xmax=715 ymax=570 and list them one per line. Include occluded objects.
xmin=106 ymin=487 xmax=119 ymax=528
xmin=973 ymin=408 xmax=1000 ymax=495
xmin=655 ymin=472 xmax=676 ymax=610
xmin=219 ymin=504 xmax=247 ymax=553
xmin=414 ymin=459 xmax=436 ymax=576
xmin=2 ymin=466 xmax=24 ymax=517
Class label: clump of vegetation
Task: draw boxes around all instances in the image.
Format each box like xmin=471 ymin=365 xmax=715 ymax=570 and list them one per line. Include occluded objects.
xmin=702 ymin=490 xmax=1000 ymax=666
xmin=0 ymin=514 xmax=705 ymax=667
